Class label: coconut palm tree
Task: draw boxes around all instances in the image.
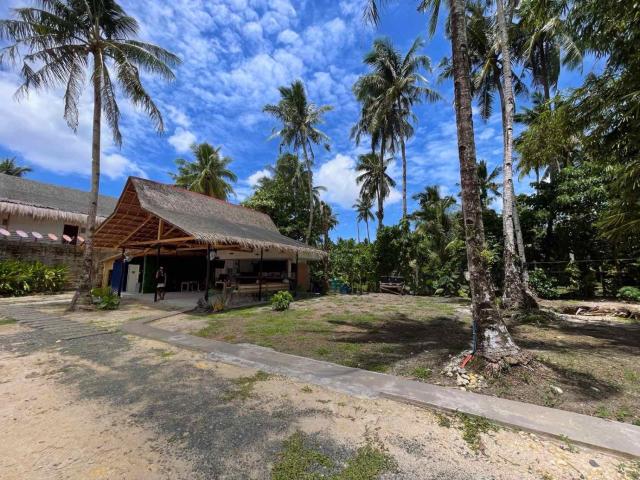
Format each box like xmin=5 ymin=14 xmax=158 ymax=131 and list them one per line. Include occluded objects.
xmin=0 ymin=0 xmax=180 ymax=310
xmin=353 ymin=37 xmax=440 ymax=219
xmin=364 ymin=0 xmax=523 ymax=366
xmin=477 ymin=160 xmax=502 ymax=208
xmin=0 ymin=158 xmax=31 ymax=177
xmin=518 ymin=0 xmax=581 ymax=101
xmin=355 ymin=152 xmax=396 ymax=229
xmin=353 ymin=196 xmax=375 ymax=243
xmin=171 ymin=143 xmax=237 ymax=200
xmin=264 ymin=81 xmax=333 ymax=244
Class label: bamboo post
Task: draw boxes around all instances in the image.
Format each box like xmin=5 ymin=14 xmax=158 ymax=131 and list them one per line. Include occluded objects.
xmin=258 ymin=248 xmax=263 ymax=301
xmin=154 ymin=245 xmax=160 ymax=302
xmin=204 ymin=244 xmax=211 ymax=302
xmin=117 ymin=248 xmax=125 ymax=297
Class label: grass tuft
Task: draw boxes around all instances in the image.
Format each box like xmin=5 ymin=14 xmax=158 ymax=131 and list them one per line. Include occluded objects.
xmin=456 ymin=413 xmax=499 ymax=452
xmin=271 ymin=431 xmax=395 ymax=480
xmin=222 ymin=371 xmax=270 ymax=402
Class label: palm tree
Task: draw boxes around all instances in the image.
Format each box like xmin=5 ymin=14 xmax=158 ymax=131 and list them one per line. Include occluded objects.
xmin=477 ymin=160 xmax=501 ymax=208
xmin=493 ymin=0 xmax=538 ymax=310
xmin=410 ymin=185 xmax=457 ymax=261
xmin=353 ymin=196 xmax=375 ymax=243
xmin=264 ymin=80 xmax=333 ymax=244
xmin=0 ymin=1 xmax=180 ymax=310
xmin=0 ymin=158 xmax=31 ymax=176
xmin=353 ymin=37 xmax=440 ymax=219
xmin=355 ymin=153 xmax=396 ymax=229
xmin=171 ymin=143 xmax=237 ymax=200
xmin=365 ymin=0 xmax=523 ymax=366
xmin=518 ymin=0 xmax=581 ymax=101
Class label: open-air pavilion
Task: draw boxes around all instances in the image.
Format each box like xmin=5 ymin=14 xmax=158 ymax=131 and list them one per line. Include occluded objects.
xmin=93 ymin=177 xmax=325 ymax=307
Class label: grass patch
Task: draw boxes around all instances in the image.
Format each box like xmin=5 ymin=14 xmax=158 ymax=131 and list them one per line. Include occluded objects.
xmin=0 ymin=317 xmax=17 ymax=326
xmin=301 ymin=385 xmax=313 ymax=393
xmin=334 ymin=444 xmax=396 ymax=480
xmin=222 ymin=371 xmax=270 ymax=402
xmin=455 ymin=413 xmax=499 ymax=452
xmin=435 ymin=412 xmax=452 ymax=428
xmin=410 ymin=366 xmax=432 ymax=380
xmin=618 ymin=461 xmax=640 ymax=480
xmin=159 ymin=350 xmax=175 ymax=359
xmin=271 ymin=431 xmax=333 ymax=480
xmin=271 ymin=431 xmax=395 ymax=480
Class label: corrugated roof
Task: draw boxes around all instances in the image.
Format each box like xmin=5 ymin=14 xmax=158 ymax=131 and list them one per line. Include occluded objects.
xmin=0 ymin=173 xmax=117 ymax=223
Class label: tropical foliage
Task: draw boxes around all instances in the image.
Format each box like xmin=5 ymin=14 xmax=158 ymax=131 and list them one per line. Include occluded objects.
xmin=0 ymin=158 xmax=31 ymax=176
xmin=270 ymin=290 xmax=294 ymax=311
xmin=264 ymin=80 xmax=332 ymax=244
xmin=0 ymin=0 xmax=179 ymax=310
xmin=0 ymin=260 xmax=67 ymax=296
xmin=171 ymin=142 xmax=237 ymax=200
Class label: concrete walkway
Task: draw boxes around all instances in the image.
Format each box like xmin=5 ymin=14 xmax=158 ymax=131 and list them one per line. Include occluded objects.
xmin=123 ymin=317 xmax=640 ymax=458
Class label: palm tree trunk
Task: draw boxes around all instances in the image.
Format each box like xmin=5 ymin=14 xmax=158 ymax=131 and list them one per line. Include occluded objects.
xmin=302 ymin=141 xmax=314 ymax=245
xmin=449 ymin=0 xmax=521 ymax=364
xmin=512 ymin=190 xmax=529 ymax=282
xmin=401 ymin=135 xmax=407 ymax=219
xmin=356 ymin=221 xmax=360 ymax=243
xmin=69 ymin=52 xmax=103 ymax=311
xmin=377 ymin=137 xmax=385 ymax=228
xmin=366 ymin=219 xmax=370 ymax=243
xmin=496 ymin=0 xmax=535 ymax=311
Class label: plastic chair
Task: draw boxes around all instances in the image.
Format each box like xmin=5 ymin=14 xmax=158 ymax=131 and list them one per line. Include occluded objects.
xmin=32 ymin=231 xmax=43 ymax=241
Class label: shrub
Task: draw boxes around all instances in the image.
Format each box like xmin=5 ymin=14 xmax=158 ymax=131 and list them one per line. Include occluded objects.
xmin=91 ymin=286 xmax=120 ymax=310
xmin=528 ymin=269 xmax=559 ymax=299
xmin=271 ymin=290 xmax=293 ymax=311
xmin=617 ymin=286 xmax=640 ymax=302
xmin=0 ymin=260 xmax=67 ymax=296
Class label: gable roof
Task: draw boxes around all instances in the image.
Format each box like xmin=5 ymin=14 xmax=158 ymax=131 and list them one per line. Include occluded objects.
xmin=94 ymin=177 xmax=325 ymax=259
xmin=0 ymin=173 xmax=117 ymax=224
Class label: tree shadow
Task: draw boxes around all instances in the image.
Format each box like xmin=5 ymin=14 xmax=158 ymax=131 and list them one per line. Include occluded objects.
xmin=511 ymin=319 xmax=640 ymax=354
xmin=327 ymin=314 xmax=470 ymax=371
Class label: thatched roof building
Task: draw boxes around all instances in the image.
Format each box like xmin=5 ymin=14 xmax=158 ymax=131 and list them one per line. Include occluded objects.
xmin=0 ymin=173 xmax=117 ymax=225
xmin=94 ymin=177 xmax=325 ymax=259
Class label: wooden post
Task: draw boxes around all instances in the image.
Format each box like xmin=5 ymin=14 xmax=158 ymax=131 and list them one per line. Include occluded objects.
xmin=294 ymin=252 xmax=299 ymax=297
xmin=117 ymin=248 xmax=125 ymax=297
xmin=204 ymin=244 xmax=211 ymax=302
xmin=141 ymin=254 xmax=147 ymax=293
xmin=258 ymin=248 xmax=263 ymax=301
xmin=154 ymin=245 xmax=160 ymax=302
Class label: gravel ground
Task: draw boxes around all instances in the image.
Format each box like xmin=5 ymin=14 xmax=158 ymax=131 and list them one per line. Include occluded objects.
xmin=0 ymin=319 xmax=634 ymax=480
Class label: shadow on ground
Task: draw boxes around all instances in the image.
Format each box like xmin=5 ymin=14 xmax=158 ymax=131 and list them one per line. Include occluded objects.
xmin=0 ymin=329 xmax=349 ymax=479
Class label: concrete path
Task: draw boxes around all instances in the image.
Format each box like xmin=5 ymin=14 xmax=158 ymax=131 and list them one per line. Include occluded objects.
xmin=122 ymin=316 xmax=640 ymax=458
xmin=5 ymin=305 xmax=112 ymax=341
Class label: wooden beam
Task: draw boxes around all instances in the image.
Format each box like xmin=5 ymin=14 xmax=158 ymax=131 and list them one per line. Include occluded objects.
xmin=124 ymin=236 xmax=195 ymax=247
xmin=115 ymin=215 xmax=152 ymax=247
xmin=157 ymin=219 xmax=164 ymax=240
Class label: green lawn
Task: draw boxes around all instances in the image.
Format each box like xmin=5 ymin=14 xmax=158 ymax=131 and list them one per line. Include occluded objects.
xmin=193 ymin=293 xmax=640 ymax=425
xmin=196 ymin=294 xmax=467 ymax=372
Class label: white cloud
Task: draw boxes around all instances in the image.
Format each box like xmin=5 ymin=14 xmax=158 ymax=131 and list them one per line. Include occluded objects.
xmin=167 ymin=128 xmax=197 ymax=153
xmin=315 ymin=153 xmax=401 ymax=209
xmin=477 ymin=127 xmax=497 ymax=141
xmin=277 ymin=29 xmax=300 ymax=45
xmin=247 ymin=168 xmax=272 ymax=186
xmin=0 ymin=72 xmax=146 ymax=180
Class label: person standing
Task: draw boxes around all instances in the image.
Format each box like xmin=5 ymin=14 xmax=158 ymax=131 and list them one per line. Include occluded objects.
xmin=155 ymin=266 xmax=167 ymax=300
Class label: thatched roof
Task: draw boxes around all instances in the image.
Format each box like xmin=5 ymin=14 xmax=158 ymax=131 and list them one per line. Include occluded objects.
xmin=94 ymin=177 xmax=326 ymax=259
xmin=0 ymin=173 xmax=117 ymax=225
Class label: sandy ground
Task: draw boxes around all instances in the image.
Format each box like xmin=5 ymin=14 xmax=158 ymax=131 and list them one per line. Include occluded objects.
xmin=0 ymin=316 xmax=635 ymax=480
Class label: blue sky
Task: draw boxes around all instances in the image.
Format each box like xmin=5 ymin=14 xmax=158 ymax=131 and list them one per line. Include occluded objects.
xmin=0 ymin=0 xmax=597 ymax=240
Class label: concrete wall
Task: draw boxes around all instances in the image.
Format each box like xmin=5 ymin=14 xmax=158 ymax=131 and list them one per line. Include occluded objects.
xmin=0 ymin=239 xmax=111 ymax=289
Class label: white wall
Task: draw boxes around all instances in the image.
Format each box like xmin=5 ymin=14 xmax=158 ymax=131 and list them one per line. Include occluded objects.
xmin=4 ymin=214 xmax=84 ymax=240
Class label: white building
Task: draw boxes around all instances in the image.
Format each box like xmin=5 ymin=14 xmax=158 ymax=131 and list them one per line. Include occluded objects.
xmin=0 ymin=173 xmax=117 ymax=243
